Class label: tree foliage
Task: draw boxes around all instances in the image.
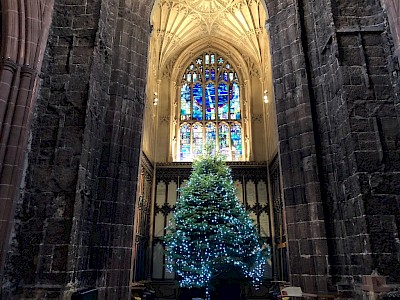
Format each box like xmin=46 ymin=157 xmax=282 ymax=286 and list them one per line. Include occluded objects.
xmin=165 ymin=152 xmax=269 ymax=290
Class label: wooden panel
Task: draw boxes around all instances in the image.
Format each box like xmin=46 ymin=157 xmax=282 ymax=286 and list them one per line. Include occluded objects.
xmin=167 ymin=181 xmax=177 ymax=205
xmin=246 ymin=180 xmax=256 ymax=207
xmin=152 ymin=242 xmax=164 ymax=279
xmin=156 ymin=181 xmax=166 ymax=206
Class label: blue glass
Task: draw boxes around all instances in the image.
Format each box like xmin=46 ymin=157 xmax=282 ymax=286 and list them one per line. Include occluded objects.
xmin=206 ymin=123 xmax=216 ymax=154
xmin=230 ymin=82 xmax=240 ymax=120
xmin=231 ymin=123 xmax=242 ymax=160
xmin=219 ymin=123 xmax=230 ymax=159
xmin=180 ymin=124 xmax=191 ymax=161
xmin=192 ymin=123 xmax=203 ymax=158
xmin=179 ymin=53 xmax=244 ymax=162
xmin=180 ymin=84 xmax=191 ymax=120
xmin=205 ymin=83 xmax=216 ymax=120
xmin=218 ymin=83 xmax=229 ymax=119
xmin=205 ymin=69 xmax=210 ymax=80
xmin=211 ymin=69 xmax=215 ymax=81
xmin=193 ymin=83 xmax=203 ymax=120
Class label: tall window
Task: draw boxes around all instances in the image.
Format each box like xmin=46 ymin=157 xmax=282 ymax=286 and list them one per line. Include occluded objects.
xmin=178 ymin=52 xmax=243 ymax=161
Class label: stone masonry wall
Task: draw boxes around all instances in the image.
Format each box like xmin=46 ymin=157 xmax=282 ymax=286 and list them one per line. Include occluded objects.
xmin=266 ymin=0 xmax=332 ymax=294
xmin=267 ymin=0 xmax=400 ymax=295
xmin=331 ymin=0 xmax=400 ymax=284
xmin=2 ymin=0 xmax=104 ymax=298
xmin=2 ymin=0 xmax=154 ymax=299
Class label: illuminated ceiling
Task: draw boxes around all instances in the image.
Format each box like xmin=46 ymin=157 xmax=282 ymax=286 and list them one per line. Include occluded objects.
xmin=150 ymin=0 xmax=269 ymax=78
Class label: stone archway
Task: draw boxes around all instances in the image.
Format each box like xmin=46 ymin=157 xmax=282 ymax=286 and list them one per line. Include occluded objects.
xmin=0 ymin=0 xmax=399 ymax=299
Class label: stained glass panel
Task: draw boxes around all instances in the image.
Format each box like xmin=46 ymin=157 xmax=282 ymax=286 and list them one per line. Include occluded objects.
xmin=205 ymin=83 xmax=216 ymax=120
xmin=206 ymin=123 xmax=216 ymax=154
xmin=193 ymin=83 xmax=203 ymax=120
xmin=211 ymin=69 xmax=215 ymax=81
xmin=178 ymin=52 xmax=244 ymax=161
xmin=231 ymin=123 xmax=242 ymax=161
xmin=230 ymin=82 xmax=240 ymax=119
xmin=205 ymin=69 xmax=210 ymax=80
xmin=180 ymin=84 xmax=191 ymax=120
xmin=192 ymin=123 xmax=203 ymax=158
xmin=218 ymin=83 xmax=229 ymax=119
xmin=219 ymin=123 xmax=230 ymax=159
xmin=180 ymin=124 xmax=191 ymax=161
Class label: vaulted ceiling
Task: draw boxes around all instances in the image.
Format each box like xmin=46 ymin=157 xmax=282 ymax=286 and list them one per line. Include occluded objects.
xmin=150 ymin=0 xmax=269 ymax=78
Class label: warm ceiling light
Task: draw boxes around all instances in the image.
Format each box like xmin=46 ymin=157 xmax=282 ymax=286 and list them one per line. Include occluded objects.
xmin=263 ymin=91 xmax=269 ymax=103
xmin=153 ymin=92 xmax=158 ymax=105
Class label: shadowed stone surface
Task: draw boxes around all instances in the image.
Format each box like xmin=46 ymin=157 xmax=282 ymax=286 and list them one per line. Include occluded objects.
xmin=0 ymin=0 xmax=399 ymax=299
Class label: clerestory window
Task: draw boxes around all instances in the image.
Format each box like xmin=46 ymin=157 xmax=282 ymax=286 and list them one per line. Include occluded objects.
xmin=178 ymin=52 xmax=243 ymax=161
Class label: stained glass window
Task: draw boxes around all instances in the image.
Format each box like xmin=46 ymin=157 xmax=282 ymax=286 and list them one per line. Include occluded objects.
xmin=231 ymin=123 xmax=243 ymax=160
xmin=180 ymin=84 xmax=191 ymax=121
xmin=205 ymin=83 xmax=216 ymax=120
xmin=180 ymin=124 xmax=191 ymax=161
xmin=178 ymin=52 xmax=243 ymax=161
xmin=193 ymin=83 xmax=203 ymax=120
xmin=206 ymin=123 xmax=217 ymax=155
xmin=193 ymin=123 xmax=203 ymax=157
xmin=219 ymin=123 xmax=230 ymax=159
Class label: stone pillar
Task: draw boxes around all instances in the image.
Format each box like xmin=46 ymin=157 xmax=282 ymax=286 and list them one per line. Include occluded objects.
xmin=0 ymin=0 xmax=54 ymax=283
xmin=267 ymin=0 xmax=400 ymax=295
xmin=266 ymin=0 xmax=331 ymax=294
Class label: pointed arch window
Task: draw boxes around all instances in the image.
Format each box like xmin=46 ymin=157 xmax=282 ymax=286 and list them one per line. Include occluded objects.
xmin=177 ymin=52 xmax=244 ymax=161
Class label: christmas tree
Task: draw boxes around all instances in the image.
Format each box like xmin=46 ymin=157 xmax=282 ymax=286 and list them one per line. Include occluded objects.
xmin=165 ymin=152 xmax=269 ymax=297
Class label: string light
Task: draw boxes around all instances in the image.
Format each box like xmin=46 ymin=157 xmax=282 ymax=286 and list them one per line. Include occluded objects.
xmin=164 ymin=152 xmax=271 ymax=292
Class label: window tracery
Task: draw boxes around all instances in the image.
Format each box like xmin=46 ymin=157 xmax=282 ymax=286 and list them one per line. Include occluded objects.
xmin=178 ymin=52 xmax=244 ymax=161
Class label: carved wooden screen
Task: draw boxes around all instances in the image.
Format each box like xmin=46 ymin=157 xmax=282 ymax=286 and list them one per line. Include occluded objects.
xmin=132 ymin=156 xmax=153 ymax=282
xmin=151 ymin=163 xmax=273 ymax=282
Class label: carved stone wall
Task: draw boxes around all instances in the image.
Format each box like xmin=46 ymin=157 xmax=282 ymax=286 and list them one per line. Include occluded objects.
xmin=267 ymin=0 xmax=400 ymax=295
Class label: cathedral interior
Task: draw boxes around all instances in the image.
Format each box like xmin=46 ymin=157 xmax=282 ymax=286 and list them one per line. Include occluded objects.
xmin=0 ymin=0 xmax=399 ymax=299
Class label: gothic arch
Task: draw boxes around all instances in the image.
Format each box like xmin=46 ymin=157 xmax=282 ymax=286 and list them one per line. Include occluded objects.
xmin=0 ymin=0 xmax=54 ymax=279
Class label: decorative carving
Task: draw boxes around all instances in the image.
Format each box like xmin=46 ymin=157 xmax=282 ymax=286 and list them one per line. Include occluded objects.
xmin=141 ymin=152 xmax=154 ymax=175
xmin=159 ymin=115 xmax=170 ymax=123
xmin=156 ymin=162 xmax=268 ymax=183
xmin=251 ymin=114 xmax=263 ymax=123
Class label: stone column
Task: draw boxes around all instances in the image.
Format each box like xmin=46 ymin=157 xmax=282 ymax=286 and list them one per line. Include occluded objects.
xmin=0 ymin=0 xmax=54 ymax=282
